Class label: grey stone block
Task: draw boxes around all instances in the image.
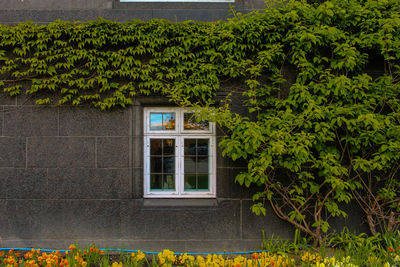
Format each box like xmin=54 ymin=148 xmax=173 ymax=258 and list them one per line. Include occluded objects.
xmin=120 ymin=199 xmax=241 ymax=240
xmin=59 ymin=107 xmax=129 ymax=136
xmin=53 ymin=200 xmax=122 ymax=239
xmin=7 ymin=169 xmax=48 ymax=199
xmin=47 ymin=168 xmax=130 ymax=199
xmin=132 ymin=137 xmax=143 ymax=168
xmin=0 ymin=106 xmax=2 ymax=136
xmin=5 ymin=200 xmax=48 ymax=239
xmin=0 ymin=200 xmax=7 ymax=236
xmin=27 ymin=137 xmax=95 ymax=168
xmin=132 ymin=167 xmax=143 ymax=199
xmin=97 ymin=137 xmax=129 ymax=168
xmin=3 ymin=106 xmax=58 ymax=136
xmin=3 ymin=200 xmax=122 ymax=239
xmin=102 ymin=9 xmax=153 ymax=22
xmin=243 ymin=0 xmax=267 ymax=9
xmin=152 ymin=9 xmax=229 ymax=22
xmin=0 ymin=137 xmax=26 ymax=167
xmin=0 ymin=0 xmax=112 ymax=10
xmin=217 ymin=167 xmax=253 ymax=199
xmin=0 ymin=95 xmax=17 ymax=105
xmin=241 ymin=200 xmax=294 ymax=240
xmin=0 ymin=168 xmax=13 ymax=198
xmin=114 ymin=2 xmax=235 ymax=10
xmin=329 ymin=202 xmax=369 ymax=235
xmin=132 ymin=105 xmax=143 ymax=137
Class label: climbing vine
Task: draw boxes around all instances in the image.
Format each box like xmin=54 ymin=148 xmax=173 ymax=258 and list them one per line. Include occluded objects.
xmin=1 ymin=0 xmax=400 ymax=245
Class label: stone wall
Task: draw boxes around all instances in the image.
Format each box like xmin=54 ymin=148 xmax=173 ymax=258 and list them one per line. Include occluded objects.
xmin=0 ymin=93 xmax=301 ymax=252
xmin=0 ymin=0 xmax=266 ymax=24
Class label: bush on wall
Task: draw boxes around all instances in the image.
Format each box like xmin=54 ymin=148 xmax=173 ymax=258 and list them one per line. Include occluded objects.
xmin=1 ymin=0 xmax=399 ymax=246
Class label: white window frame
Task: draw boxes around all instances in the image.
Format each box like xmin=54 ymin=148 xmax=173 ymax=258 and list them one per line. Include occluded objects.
xmin=144 ymin=107 xmax=216 ymax=198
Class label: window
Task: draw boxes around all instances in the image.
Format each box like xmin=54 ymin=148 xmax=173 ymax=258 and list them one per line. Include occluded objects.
xmin=144 ymin=107 xmax=216 ymax=198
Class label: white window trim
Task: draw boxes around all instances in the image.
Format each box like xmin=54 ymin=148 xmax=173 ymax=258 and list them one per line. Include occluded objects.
xmin=143 ymin=107 xmax=216 ymax=198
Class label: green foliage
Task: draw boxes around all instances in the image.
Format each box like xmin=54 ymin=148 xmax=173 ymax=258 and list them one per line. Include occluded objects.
xmin=191 ymin=0 xmax=400 ymax=245
xmin=1 ymin=0 xmax=400 ymax=246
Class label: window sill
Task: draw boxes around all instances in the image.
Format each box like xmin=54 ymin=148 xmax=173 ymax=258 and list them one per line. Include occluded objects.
xmin=143 ymin=198 xmax=217 ymax=207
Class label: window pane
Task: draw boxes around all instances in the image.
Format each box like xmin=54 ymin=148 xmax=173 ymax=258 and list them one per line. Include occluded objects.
xmin=150 ymin=157 xmax=162 ymax=173
xmin=150 ymin=138 xmax=175 ymax=191
xmin=150 ymin=112 xmax=175 ymax=130
xmin=150 ymin=113 xmax=163 ymax=130
xmin=163 ymin=157 xmax=175 ymax=173
xmin=163 ymin=174 xmax=175 ymax=189
xmin=163 ymin=139 xmax=175 ymax=155
xmin=184 ymin=113 xmax=209 ymax=130
xmin=197 ymin=156 xmax=209 ymax=173
xmin=184 ymin=174 xmax=196 ymax=190
xmin=184 ymin=156 xmax=196 ymax=173
xmin=197 ymin=139 xmax=209 ymax=155
xmin=151 ymin=174 xmax=162 ymax=189
xmin=184 ymin=139 xmax=197 ymax=156
xmin=163 ymin=113 xmax=175 ymax=130
xmin=150 ymin=139 xmax=162 ymax=155
xmin=197 ymin=174 xmax=209 ymax=189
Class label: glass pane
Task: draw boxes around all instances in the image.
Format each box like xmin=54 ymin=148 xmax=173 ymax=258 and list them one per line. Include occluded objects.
xmin=184 ymin=139 xmax=197 ymax=156
xmin=163 ymin=113 xmax=175 ymax=130
xmin=184 ymin=174 xmax=196 ymax=190
xmin=197 ymin=156 xmax=209 ymax=173
xmin=163 ymin=139 xmax=175 ymax=155
xmin=150 ymin=157 xmax=162 ymax=173
xmin=163 ymin=174 xmax=175 ymax=189
xmin=184 ymin=156 xmax=196 ymax=173
xmin=197 ymin=174 xmax=209 ymax=189
xmin=150 ymin=139 xmax=162 ymax=155
xmin=150 ymin=112 xmax=175 ymax=130
xmin=150 ymin=174 xmax=162 ymax=190
xmin=150 ymin=113 xmax=163 ymax=130
xmin=184 ymin=113 xmax=209 ymax=130
xmin=197 ymin=139 xmax=209 ymax=156
xmin=163 ymin=157 xmax=175 ymax=173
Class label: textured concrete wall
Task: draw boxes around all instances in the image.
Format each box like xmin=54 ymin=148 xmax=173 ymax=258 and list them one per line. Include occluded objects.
xmin=0 ymin=0 xmax=266 ymax=24
xmin=0 ymin=93 xmax=297 ymax=252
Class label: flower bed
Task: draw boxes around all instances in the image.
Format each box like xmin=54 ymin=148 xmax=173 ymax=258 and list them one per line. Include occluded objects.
xmin=1 ymin=243 xmax=399 ymax=267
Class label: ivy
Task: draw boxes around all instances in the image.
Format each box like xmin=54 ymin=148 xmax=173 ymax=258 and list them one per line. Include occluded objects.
xmin=1 ymin=0 xmax=400 ymax=245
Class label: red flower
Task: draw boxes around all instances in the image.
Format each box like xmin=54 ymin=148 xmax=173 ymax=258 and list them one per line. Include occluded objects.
xmin=252 ymin=253 xmax=259 ymax=259
xmin=389 ymin=247 xmax=393 ymax=252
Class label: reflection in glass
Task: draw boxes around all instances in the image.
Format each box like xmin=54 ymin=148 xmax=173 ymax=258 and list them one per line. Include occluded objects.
xmin=150 ymin=112 xmax=175 ymax=130
xmin=197 ymin=174 xmax=209 ymax=189
xmin=151 ymin=174 xmax=162 ymax=189
xmin=184 ymin=113 xmax=209 ymax=130
xmin=150 ymin=139 xmax=162 ymax=155
xmin=184 ymin=174 xmax=196 ymax=190
xmin=184 ymin=156 xmax=196 ymax=172
xmin=184 ymin=139 xmax=197 ymax=155
xmin=150 ymin=157 xmax=162 ymax=173
xmin=150 ymin=138 xmax=175 ymax=191
xmin=197 ymin=157 xmax=208 ymax=173
xmin=163 ymin=139 xmax=174 ymax=155
xmin=183 ymin=138 xmax=210 ymax=191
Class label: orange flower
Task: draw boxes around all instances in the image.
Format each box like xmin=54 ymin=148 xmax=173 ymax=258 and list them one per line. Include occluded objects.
xmin=69 ymin=245 xmax=76 ymax=251
xmin=252 ymin=253 xmax=259 ymax=259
